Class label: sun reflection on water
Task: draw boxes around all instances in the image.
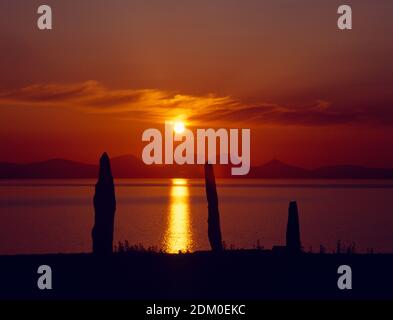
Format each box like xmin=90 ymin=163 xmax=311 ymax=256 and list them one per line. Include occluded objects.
xmin=162 ymin=179 xmax=194 ymax=253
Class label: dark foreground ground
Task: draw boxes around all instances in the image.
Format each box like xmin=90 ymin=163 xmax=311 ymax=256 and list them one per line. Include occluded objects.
xmin=1 ymin=250 xmax=392 ymax=300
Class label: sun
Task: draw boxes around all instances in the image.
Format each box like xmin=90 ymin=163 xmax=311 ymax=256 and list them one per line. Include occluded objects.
xmin=173 ymin=121 xmax=185 ymax=134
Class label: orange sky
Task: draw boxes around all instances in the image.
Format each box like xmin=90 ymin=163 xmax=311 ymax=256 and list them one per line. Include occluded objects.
xmin=0 ymin=0 xmax=392 ymax=168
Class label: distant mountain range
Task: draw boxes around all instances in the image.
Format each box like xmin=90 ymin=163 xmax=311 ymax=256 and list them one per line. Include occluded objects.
xmin=0 ymin=156 xmax=392 ymax=179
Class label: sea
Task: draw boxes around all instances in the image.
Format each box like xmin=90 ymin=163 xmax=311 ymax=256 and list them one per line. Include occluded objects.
xmin=0 ymin=179 xmax=392 ymax=255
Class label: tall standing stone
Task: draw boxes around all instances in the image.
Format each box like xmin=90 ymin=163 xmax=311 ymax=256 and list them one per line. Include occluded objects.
xmin=92 ymin=153 xmax=116 ymax=254
xmin=286 ymin=201 xmax=301 ymax=252
xmin=204 ymin=163 xmax=223 ymax=252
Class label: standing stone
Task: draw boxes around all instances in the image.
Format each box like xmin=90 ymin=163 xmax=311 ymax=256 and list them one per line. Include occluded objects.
xmin=92 ymin=153 xmax=116 ymax=254
xmin=286 ymin=201 xmax=301 ymax=252
xmin=204 ymin=163 xmax=223 ymax=252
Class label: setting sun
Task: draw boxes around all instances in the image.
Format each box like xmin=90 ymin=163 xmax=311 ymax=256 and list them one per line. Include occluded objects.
xmin=173 ymin=121 xmax=185 ymax=134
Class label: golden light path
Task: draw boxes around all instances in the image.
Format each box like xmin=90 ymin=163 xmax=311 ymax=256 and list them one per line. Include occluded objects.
xmin=163 ymin=178 xmax=194 ymax=253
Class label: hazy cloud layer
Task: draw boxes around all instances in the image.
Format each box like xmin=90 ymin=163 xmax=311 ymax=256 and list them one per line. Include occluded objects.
xmin=0 ymin=81 xmax=391 ymax=126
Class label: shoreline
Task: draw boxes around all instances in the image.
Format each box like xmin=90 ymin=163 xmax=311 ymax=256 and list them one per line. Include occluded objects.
xmin=1 ymin=250 xmax=393 ymax=299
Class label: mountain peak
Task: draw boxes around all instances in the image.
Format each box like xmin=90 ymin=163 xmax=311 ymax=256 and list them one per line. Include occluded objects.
xmin=264 ymin=158 xmax=286 ymax=166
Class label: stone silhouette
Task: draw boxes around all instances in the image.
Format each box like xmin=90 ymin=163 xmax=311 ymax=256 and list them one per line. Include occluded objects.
xmin=204 ymin=163 xmax=223 ymax=251
xmin=92 ymin=153 xmax=116 ymax=254
xmin=286 ymin=201 xmax=301 ymax=252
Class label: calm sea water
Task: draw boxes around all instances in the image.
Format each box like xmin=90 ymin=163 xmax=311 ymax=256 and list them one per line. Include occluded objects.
xmin=0 ymin=179 xmax=392 ymax=254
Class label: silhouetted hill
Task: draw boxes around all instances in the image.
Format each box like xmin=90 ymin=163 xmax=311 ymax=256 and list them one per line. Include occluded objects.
xmin=0 ymin=159 xmax=97 ymax=178
xmin=312 ymin=165 xmax=393 ymax=179
xmin=1 ymin=156 xmax=393 ymax=179
xmin=251 ymin=160 xmax=393 ymax=179
xmin=111 ymin=155 xmax=205 ymax=178
xmin=250 ymin=159 xmax=311 ymax=178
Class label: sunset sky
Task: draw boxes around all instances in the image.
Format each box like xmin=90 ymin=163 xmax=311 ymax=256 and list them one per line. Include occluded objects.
xmin=0 ymin=0 xmax=392 ymax=168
